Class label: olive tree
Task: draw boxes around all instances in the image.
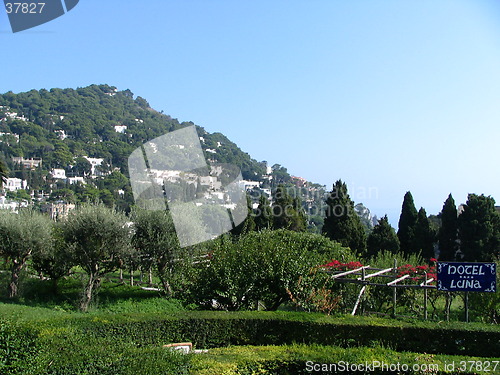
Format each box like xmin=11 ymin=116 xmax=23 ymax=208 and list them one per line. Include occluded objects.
xmin=0 ymin=209 xmax=53 ymax=298
xmin=31 ymin=224 xmax=74 ymax=293
xmin=132 ymin=209 xmax=184 ymax=296
xmin=60 ymin=204 xmax=132 ymax=311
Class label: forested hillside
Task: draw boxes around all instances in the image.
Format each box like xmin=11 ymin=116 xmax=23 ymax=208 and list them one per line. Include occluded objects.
xmin=0 ymin=84 xmax=265 ymax=178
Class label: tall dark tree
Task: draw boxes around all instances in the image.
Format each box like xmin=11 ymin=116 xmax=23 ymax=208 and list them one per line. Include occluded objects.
xmin=0 ymin=158 xmax=8 ymax=188
xmin=322 ymin=180 xmax=366 ymax=254
xmin=458 ymin=194 xmax=500 ymax=261
xmin=272 ymin=185 xmax=306 ymax=231
xmin=413 ymin=207 xmax=436 ymax=259
xmin=366 ymin=215 xmax=400 ymax=258
xmin=397 ymin=191 xmax=418 ymax=256
xmin=254 ymin=194 xmax=273 ymax=231
xmin=438 ymin=194 xmax=458 ymax=261
xmin=231 ymin=195 xmax=256 ymax=236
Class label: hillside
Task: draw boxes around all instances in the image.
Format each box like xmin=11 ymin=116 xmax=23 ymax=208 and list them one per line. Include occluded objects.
xmin=0 ymin=84 xmax=267 ymax=179
xmin=0 ymin=84 xmax=377 ymax=232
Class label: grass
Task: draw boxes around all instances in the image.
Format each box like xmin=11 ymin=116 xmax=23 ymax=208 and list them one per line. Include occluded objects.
xmin=0 ymin=272 xmax=192 ymax=317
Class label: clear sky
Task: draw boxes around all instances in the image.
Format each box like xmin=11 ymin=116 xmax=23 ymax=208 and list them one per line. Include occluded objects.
xmin=1 ymin=0 xmax=500 ymax=225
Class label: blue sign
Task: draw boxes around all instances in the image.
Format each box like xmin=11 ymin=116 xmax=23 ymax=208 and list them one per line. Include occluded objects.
xmin=437 ymin=262 xmax=496 ymax=292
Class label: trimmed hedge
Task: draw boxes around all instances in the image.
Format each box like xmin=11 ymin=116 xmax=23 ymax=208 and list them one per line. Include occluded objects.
xmin=1 ymin=308 xmax=499 ymax=374
xmin=14 ymin=310 xmax=498 ymax=357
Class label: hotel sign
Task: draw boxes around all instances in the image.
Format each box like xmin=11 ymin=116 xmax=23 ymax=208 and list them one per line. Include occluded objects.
xmin=437 ymin=262 xmax=496 ymax=292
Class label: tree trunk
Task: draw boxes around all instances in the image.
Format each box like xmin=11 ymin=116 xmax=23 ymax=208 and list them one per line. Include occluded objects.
xmin=80 ymin=274 xmax=101 ymax=312
xmin=148 ymin=267 xmax=153 ymax=286
xmin=157 ymin=260 xmax=172 ymax=295
xmin=119 ymin=268 xmax=123 ymax=283
xmin=159 ymin=275 xmax=172 ymax=295
xmin=8 ymin=259 xmax=27 ymax=298
xmin=130 ymin=268 xmax=134 ymax=286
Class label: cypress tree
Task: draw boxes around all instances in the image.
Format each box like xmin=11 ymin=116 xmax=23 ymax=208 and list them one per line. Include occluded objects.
xmin=458 ymin=194 xmax=500 ymax=261
xmin=438 ymin=194 xmax=458 ymax=261
xmin=231 ymin=195 xmax=256 ymax=236
xmin=397 ymin=191 xmax=418 ymax=256
xmin=322 ymin=180 xmax=366 ymax=255
xmin=254 ymin=194 xmax=273 ymax=230
xmin=413 ymin=207 xmax=436 ymax=259
xmin=366 ymin=215 xmax=400 ymax=258
xmin=0 ymin=158 xmax=7 ymax=188
xmin=272 ymin=185 xmax=306 ymax=231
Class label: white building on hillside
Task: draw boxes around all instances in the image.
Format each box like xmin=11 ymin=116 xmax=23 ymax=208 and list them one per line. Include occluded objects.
xmin=50 ymin=169 xmax=67 ymax=179
xmin=4 ymin=178 xmax=26 ymax=192
xmin=67 ymin=177 xmax=86 ymax=185
xmin=114 ymin=125 xmax=127 ymax=133
xmin=83 ymin=156 xmax=105 ymax=177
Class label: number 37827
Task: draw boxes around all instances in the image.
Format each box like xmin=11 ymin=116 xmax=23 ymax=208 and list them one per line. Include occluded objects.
xmin=5 ymin=3 xmax=46 ymax=14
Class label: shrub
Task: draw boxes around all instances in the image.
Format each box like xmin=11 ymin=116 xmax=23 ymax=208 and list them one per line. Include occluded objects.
xmin=190 ymin=230 xmax=353 ymax=311
xmin=0 ymin=319 xmax=39 ymax=374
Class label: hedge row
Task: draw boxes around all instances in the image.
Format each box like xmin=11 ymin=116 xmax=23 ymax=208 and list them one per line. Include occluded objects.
xmin=0 ymin=325 xmax=191 ymax=375
xmin=15 ymin=311 xmax=499 ymax=358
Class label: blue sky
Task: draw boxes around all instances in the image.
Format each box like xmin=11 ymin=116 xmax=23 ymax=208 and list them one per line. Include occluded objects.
xmin=1 ymin=0 xmax=500 ymax=225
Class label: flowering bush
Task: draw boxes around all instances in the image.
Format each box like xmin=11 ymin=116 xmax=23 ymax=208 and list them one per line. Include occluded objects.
xmin=397 ymin=260 xmax=436 ymax=283
xmin=321 ymin=258 xmax=437 ymax=283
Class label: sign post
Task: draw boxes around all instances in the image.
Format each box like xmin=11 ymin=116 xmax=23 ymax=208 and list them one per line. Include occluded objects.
xmin=437 ymin=262 xmax=496 ymax=293
xmin=437 ymin=262 xmax=496 ymax=322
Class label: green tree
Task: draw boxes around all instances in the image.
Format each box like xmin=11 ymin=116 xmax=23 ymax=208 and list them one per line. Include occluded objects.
xmin=458 ymin=194 xmax=500 ymax=261
xmin=60 ymin=204 xmax=132 ymax=311
xmin=72 ymin=157 xmax=92 ymax=177
xmin=98 ymin=189 xmax=114 ymax=207
xmin=230 ymin=195 xmax=256 ymax=236
xmin=0 ymin=209 xmax=53 ymax=297
xmin=366 ymin=215 xmax=400 ymax=258
xmin=131 ymin=209 xmax=182 ymax=296
xmin=0 ymin=158 xmax=8 ymax=188
xmin=438 ymin=194 xmax=458 ymax=261
xmin=272 ymin=185 xmax=306 ymax=231
xmin=6 ymin=189 xmax=31 ymax=202
xmin=322 ymin=180 xmax=366 ymax=254
xmin=397 ymin=191 xmax=418 ymax=256
xmin=412 ymin=207 xmax=436 ymax=260
xmin=51 ymin=141 xmax=73 ymax=168
xmin=31 ymin=224 xmax=73 ymax=292
xmin=49 ymin=188 xmax=76 ymax=203
xmin=271 ymin=164 xmax=291 ymax=184
xmin=192 ymin=230 xmax=352 ymax=311
xmin=254 ymin=195 xmax=273 ymax=231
